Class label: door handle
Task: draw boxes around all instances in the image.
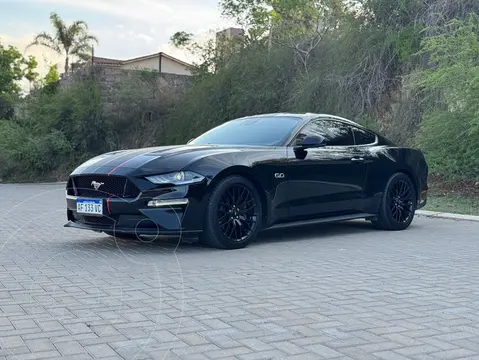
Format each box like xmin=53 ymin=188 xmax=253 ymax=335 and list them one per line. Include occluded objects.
xmin=351 ymin=157 xmax=365 ymax=163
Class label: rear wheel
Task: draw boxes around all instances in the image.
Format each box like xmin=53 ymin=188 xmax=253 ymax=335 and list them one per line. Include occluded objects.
xmin=372 ymin=173 xmax=416 ymax=230
xmin=199 ymin=175 xmax=262 ymax=249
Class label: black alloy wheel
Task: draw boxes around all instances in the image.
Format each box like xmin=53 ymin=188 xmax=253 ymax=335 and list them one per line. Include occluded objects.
xmin=372 ymin=172 xmax=416 ymax=230
xmin=200 ymin=175 xmax=263 ymax=249
xmin=388 ymin=179 xmax=414 ymax=224
xmin=217 ymin=183 xmax=258 ymax=242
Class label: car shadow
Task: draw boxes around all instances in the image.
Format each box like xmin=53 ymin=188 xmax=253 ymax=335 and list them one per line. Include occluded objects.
xmin=61 ymin=220 xmax=378 ymax=254
xmin=255 ymin=219 xmax=375 ymax=245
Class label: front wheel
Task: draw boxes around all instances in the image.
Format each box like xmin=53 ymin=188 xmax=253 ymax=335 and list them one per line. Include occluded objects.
xmin=371 ymin=173 xmax=416 ymax=230
xmin=199 ymin=175 xmax=262 ymax=249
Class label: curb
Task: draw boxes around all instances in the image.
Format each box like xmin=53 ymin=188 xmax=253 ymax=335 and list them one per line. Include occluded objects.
xmin=416 ymin=210 xmax=479 ymax=223
xmin=39 ymin=181 xmax=67 ymax=185
xmin=0 ymin=181 xmax=67 ymax=186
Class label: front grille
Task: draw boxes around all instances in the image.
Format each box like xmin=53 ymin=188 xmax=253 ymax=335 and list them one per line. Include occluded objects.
xmin=68 ymin=175 xmax=140 ymax=198
xmin=75 ymin=214 xmax=161 ymax=230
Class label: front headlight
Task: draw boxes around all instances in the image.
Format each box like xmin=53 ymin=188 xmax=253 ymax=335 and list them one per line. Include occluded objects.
xmin=145 ymin=171 xmax=205 ymax=185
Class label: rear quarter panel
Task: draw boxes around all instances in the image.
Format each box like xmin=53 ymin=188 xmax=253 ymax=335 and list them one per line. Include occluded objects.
xmin=365 ymin=146 xmax=428 ymax=201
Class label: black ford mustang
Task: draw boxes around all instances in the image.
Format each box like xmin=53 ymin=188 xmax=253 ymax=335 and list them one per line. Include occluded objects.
xmin=65 ymin=113 xmax=428 ymax=249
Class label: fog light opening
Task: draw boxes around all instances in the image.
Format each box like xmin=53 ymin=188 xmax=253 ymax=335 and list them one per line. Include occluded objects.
xmin=147 ymin=199 xmax=189 ymax=207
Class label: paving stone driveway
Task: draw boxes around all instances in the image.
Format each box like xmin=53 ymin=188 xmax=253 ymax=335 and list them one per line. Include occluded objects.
xmin=1 ymin=183 xmax=479 ymax=360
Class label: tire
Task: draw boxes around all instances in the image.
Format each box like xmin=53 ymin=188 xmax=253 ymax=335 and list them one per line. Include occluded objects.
xmin=371 ymin=172 xmax=416 ymax=231
xmin=199 ymin=175 xmax=263 ymax=249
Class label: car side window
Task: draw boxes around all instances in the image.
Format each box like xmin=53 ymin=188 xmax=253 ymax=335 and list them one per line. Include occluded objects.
xmin=352 ymin=127 xmax=376 ymax=145
xmin=294 ymin=119 xmax=355 ymax=146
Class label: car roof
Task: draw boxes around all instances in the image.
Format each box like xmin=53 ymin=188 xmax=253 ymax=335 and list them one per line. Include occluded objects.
xmin=237 ymin=112 xmax=364 ymax=128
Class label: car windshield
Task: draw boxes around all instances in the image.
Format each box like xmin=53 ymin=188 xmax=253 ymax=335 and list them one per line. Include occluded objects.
xmin=189 ymin=116 xmax=302 ymax=146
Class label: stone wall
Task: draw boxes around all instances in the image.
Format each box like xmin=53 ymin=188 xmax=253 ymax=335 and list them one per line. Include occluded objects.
xmin=61 ymin=65 xmax=191 ymax=111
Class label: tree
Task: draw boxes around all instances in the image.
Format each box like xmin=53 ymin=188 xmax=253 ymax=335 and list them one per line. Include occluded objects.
xmin=170 ymin=31 xmax=194 ymax=48
xmin=37 ymin=64 xmax=61 ymax=95
xmin=413 ymin=13 xmax=479 ymax=179
xmin=220 ymin=0 xmax=348 ymax=75
xmin=27 ymin=12 xmax=98 ymax=73
xmin=0 ymin=42 xmax=38 ymax=119
xmin=0 ymin=42 xmax=38 ymax=96
xmin=220 ymin=0 xmax=272 ymax=41
xmin=44 ymin=64 xmax=61 ymax=84
xmin=170 ymin=31 xmax=219 ymax=75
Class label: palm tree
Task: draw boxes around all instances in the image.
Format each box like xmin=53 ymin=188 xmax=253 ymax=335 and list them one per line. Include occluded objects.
xmin=28 ymin=12 xmax=98 ymax=73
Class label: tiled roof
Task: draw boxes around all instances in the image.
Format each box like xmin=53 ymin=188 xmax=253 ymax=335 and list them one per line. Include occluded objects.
xmin=92 ymin=53 xmax=193 ymax=68
xmin=92 ymin=57 xmax=122 ymax=66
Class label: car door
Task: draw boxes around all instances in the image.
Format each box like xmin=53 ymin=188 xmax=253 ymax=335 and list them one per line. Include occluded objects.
xmin=285 ymin=118 xmax=369 ymax=220
xmin=349 ymin=125 xmax=380 ymax=209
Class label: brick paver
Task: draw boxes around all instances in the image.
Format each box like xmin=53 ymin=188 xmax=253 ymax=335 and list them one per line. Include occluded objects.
xmin=1 ymin=183 xmax=479 ymax=359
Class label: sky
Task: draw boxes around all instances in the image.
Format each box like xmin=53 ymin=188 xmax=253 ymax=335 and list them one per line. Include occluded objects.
xmin=0 ymin=0 xmax=235 ymax=76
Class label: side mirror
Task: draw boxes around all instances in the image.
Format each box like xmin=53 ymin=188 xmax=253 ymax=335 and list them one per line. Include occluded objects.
xmin=294 ymin=135 xmax=326 ymax=151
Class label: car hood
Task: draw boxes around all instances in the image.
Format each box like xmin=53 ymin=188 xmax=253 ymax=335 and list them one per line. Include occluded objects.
xmin=70 ymin=144 xmax=269 ymax=176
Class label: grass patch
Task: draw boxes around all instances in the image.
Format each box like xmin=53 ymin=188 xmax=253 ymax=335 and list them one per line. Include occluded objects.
xmin=426 ymin=194 xmax=479 ymax=216
xmin=425 ymin=175 xmax=479 ymax=215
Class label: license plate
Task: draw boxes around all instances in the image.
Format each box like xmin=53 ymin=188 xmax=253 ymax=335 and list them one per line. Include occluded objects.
xmin=77 ymin=199 xmax=103 ymax=215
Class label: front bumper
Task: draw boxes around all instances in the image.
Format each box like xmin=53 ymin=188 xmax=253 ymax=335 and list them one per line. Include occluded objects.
xmin=65 ymin=183 xmax=206 ymax=236
xmin=417 ymin=189 xmax=428 ymax=209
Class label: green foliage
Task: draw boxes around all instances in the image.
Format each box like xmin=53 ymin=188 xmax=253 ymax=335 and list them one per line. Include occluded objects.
xmin=358 ymin=0 xmax=426 ymax=26
xmin=50 ymin=80 xmax=109 ymax=156
xmin=170 ymin=32 xmax=219 ymax=75
xmin=0 ymin=70 xmax=176 ymax=181
xmin=220 ymin=0 xmax=347 ymax=43
xmin=0 ymin=42 xmax=38 ymax=97
xmin=0 ymin=42 xmax=38 ymax=120
xmin=0 ymin=77 xmax=110 ymax=181
xmin=426 ymin=193 xmax=479 ymax=216
xmin=170 ymin=31 xmax=194 ymax=47
xmin=34 ymin=64 xmax=61 ymax=95
xmin=167 ymin=44 xmax=295 ymax=143
xmin=414 ymin=14 xmax=479 ymax=179
xmin=169 ymin=11 xmax=396 ymax=142
xmin=139 ymin=69 xmax=158 ymax=80
xmin=44 ymin=64 xmax=60 ymax=85
xmin=220 ymin=0 xmax=271 ymax=38
xmin=105 ymin=71 xmax=169 ymax=149
xmin=388 ymin=25 xmax=424 ymax=62
xmin=288 ymin=22 xmax=395 ymax=118
xmin=0 ymin=120 xmax=72 ymax=181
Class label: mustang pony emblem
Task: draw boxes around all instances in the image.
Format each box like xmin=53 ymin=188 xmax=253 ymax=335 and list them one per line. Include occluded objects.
xmin=91 ymin=181 xmax=105 ymax=190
